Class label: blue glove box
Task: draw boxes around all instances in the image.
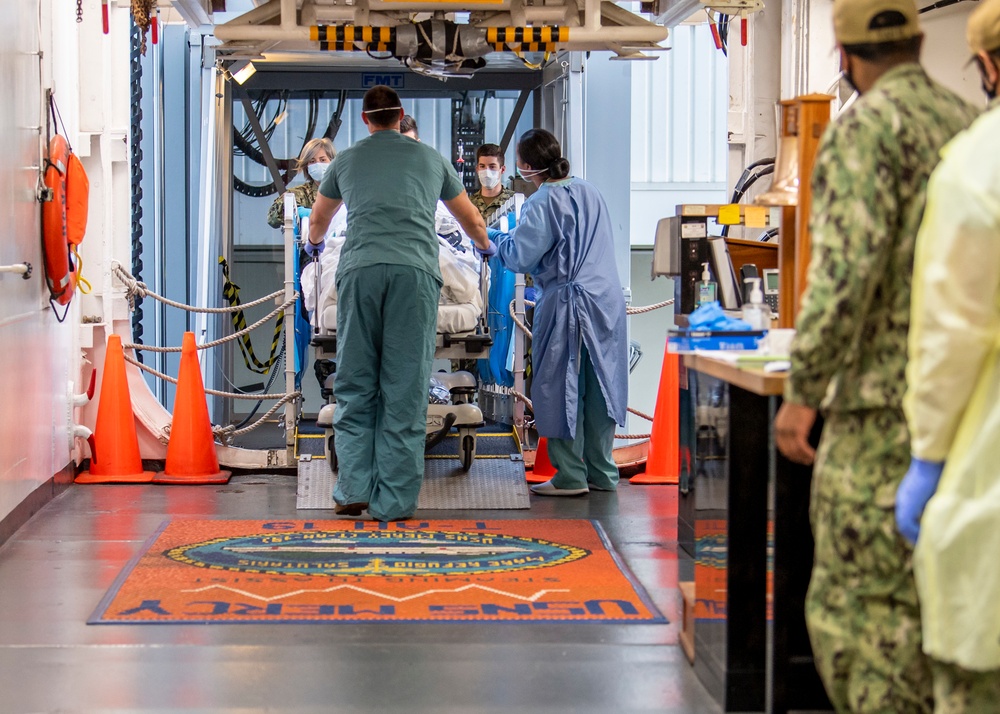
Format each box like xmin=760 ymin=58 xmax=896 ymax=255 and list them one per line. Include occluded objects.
xmin=667 ymin=329 xmax=766 ymax=353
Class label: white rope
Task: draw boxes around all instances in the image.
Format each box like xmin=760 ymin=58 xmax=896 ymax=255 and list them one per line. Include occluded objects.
xmin=628 ymin=406 xmax=655 ymax=422
xmin=509 ymin=300 xmax=532 ymax=340
xmin=112 ymin=262 xmax=285 ymax=315
xmin=123 ymin=353 xmax=296 ymax=401
xmin=508 ymin=302 xmax=664 ymax=441
xmin=215 ymin=394 xmax=300 ymax=441
xmin=512 ymin=389 xmax=651 ymax=440
xmin=123 ymin=296 xmax=297 ymax=353
xmin=627 ymin=299 xmax=674 ymax=315
xmin=511 ymin=389 xmax=533 ymax=410
xmin=153 ymin=392 xmax=300 ymax=445
xmin=510 ymin=298 xmax=674 ymax=341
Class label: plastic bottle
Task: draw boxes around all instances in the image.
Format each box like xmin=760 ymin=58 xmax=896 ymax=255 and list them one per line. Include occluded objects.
xmin=741 ymin=277 xmax=772 ymax=330
xmin=695 ymin=262 xmax=718 ymax=308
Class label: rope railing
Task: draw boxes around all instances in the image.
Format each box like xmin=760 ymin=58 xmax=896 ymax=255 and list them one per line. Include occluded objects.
xmin=507 ymin=296 xmax=667 ymax=437
xmin=123 ymin=296 xmax=297 ymax=353
xmin=508 ymin=390 xmax=652 ymax=441
xmin=112 ymin=262 xmax=285 ymax=314
xmin=628 ymin=298 xmax=674 ymax=315
xmin=112 ymin=261 xmax=300 ymax=441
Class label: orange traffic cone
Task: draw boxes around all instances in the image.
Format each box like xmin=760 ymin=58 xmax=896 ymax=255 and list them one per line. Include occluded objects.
xmin=154 ymin=332 xmax=231 ymax=484
xmin=527 ymin=436 xmax=556 ymax=484
xmin=631 ymin=349 xmax=680 ymax=485
xmin=77 ymin=334 xmax=155 ymax=483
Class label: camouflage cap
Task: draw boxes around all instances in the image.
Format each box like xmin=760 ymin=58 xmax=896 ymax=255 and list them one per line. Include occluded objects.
xmin=833 ymin=0 xmax=921 ymax=46
xmin=968 ymin=0 xmax=1000 ymax=55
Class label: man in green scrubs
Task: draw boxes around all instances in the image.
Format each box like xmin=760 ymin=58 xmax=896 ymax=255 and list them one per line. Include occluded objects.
xmin=308 ymin=86 xmax=489 ymax=521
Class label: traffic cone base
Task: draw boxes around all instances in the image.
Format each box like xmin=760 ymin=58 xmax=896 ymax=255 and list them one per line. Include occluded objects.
xmin=153 ymin=469 xmax=231 ymax=485
xmin=77 ymin=333 xmax=154 ymax=484
xmin=631 ymin=350 xmax=680 ymax=485
xmin=154 ymin=332 xmax=231 ymax=485
xmin=77 ymin=469 xmax=156 ymax=484
xmin=526 ymin=436 xmax=556 ymax=483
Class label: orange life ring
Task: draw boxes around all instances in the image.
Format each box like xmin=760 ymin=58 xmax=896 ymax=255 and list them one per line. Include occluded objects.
xmin=42 ymin=135 xmax=76 ymax=306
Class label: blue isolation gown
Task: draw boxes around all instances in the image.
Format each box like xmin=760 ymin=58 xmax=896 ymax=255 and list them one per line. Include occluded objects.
xmin=493 ymin=177 xmax=628 ymax=440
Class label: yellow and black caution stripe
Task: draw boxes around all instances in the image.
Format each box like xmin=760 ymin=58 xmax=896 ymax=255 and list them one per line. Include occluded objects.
xmin=310 ymin=25 xmax=393 ymax=52
xmin=487 ymin=26 xmax=566 ymax=52
xmin=218 ymin=256 xmax=284 ymax=375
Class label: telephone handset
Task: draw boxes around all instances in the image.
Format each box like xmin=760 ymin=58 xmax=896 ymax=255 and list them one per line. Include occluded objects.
xmin=739 ymin=264 xmax=759 ymax=303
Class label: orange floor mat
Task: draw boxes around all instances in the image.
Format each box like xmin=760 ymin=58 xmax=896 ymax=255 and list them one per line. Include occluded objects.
xmin=89 ymin=519 xmax=667 ymax=624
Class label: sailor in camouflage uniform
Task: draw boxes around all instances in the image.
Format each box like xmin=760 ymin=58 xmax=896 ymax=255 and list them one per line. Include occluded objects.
xmin=265 ymin=138 xmax=335 ymax=229
xmin=470 ymin=143 xmax=515 ymax=222
xmin=774 ymin=1 xmax=978 ymax=712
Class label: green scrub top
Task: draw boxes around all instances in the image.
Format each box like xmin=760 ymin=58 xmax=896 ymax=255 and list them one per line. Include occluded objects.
xmin=319 ymin=130 xmax=465 ymax=281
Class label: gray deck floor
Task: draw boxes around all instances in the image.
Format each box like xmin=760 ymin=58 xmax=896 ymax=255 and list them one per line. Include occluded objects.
xmin=0 ymin=473 xmax=721 ymax=713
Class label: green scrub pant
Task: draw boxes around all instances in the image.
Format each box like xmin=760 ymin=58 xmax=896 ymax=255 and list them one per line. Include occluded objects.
xmin=333 ymin=265 xmax=440 ymax=521
xmin=546 ymin=347 xmax=619 ymax=491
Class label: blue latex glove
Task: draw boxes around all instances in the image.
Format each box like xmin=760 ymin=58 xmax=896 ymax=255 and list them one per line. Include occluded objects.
xmin=474 ymin=239 xmax=498 ymax=258
xmin=896 ymin=457 xmax=945 ymax=545
xmin=688 ymin=301 xmax=753 ymax=331
xmin=304 ymin=239 xmax=325 ymax=258
xmin=486 ymin=227 xmax=504 ymax=242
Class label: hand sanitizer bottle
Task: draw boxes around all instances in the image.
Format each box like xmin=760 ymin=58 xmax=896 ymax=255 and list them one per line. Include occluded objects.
xmin=741 ymin=277 xmax=772 ymax=330
xmin=695 ymin=262 xmax=718 ymax=308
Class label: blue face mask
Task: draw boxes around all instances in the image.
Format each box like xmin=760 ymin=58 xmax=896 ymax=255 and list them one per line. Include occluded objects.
xmin=308 ymin=162 xmax=329 ymax=183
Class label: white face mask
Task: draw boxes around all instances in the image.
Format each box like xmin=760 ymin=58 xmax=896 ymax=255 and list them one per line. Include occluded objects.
xmin=517 ymin=166 xmax=546 ymax=180
xmin=477 ymin=168 xmax=501 ymax=190
xmin=307 ymin=162 xmax=329 ymax=183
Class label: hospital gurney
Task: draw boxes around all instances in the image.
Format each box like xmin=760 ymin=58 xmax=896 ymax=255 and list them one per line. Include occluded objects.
xmin=301 ymin=215 xmax=492 ymax=473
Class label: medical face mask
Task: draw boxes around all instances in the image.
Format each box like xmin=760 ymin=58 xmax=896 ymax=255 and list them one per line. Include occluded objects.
xmin=307 ymin=162 xmax=329 ymax=183
xmin=477 ymin=168 xmax=501 ymax=190
xmin=517 ymin=166 xmax=546 ymax=180
xmin=982 ymin=72 xmax=997 ymax=101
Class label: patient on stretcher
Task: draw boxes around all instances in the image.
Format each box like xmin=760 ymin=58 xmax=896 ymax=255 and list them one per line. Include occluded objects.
xmin=301 ymin=203 xmax=485 ymax=335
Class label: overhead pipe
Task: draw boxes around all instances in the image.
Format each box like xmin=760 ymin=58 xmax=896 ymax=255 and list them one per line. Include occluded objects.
xmin=584 ymin=0 xmax=601 ymax=32
xmin=281 ymin=0 xmax=297 ymax=30
xmin=216 ymin=21 xmax=666 ymax=46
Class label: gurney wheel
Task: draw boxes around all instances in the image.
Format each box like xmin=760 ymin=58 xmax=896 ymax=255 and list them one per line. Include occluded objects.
xmin=461 ymin=435 xmax=475 ymax=472
xmin=327 ymin=435 xmax=338 ymax=473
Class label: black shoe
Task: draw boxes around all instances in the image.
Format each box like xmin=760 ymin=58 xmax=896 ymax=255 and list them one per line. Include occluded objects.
xmin=335 ymin=502 xmax=368 ymax=516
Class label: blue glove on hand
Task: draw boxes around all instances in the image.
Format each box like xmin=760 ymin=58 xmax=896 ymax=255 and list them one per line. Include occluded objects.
xmin=486 ymin=227 xmax=504 ymax=242
xmin=475 ymin=239 xmax=498 ymax=258
xmin=896 ymin=457 xmax=945 ymax=545
xmin=304 ymin=240 xmax=325 ymax=258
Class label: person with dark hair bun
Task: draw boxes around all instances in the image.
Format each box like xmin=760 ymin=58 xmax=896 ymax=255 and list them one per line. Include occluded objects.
xmin=484 ymin=128 xmax=628 ymax=497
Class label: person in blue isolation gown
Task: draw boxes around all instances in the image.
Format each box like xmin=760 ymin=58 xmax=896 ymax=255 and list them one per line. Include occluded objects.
xmin=485 ymin=129 xmax=628 ymax=496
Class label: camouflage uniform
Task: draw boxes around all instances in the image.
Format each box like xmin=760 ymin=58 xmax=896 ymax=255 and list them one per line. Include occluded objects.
xmin=266 ymin=182 xmax=318 ymax=229
xmin=930 ymin=659 xmax=1000 ymax=714
xmin=470 ymin=186 xmax=515 ymax=223
xmin=785 ymin=64 xmax=978 ymax=714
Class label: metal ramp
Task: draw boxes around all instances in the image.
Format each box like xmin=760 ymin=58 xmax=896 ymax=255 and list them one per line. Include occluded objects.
xmin=296 ymin=455 xmax=530 ymax=510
